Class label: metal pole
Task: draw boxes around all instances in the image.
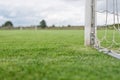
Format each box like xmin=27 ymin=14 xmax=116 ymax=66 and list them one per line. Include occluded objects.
xmin=85 ymin=0 xmax=97 ymax=46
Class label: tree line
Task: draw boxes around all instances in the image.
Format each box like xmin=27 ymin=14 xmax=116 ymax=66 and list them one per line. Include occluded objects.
xmin=1 ymin=19 xmax=47 ymax=28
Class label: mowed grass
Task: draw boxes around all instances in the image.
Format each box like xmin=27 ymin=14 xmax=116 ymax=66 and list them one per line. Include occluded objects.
xmin=0 ymin=30 xmax=120 ymax=80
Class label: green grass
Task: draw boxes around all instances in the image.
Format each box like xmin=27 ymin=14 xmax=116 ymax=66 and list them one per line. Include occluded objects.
xmin=0 ymin=30 xmax=120 ymax=80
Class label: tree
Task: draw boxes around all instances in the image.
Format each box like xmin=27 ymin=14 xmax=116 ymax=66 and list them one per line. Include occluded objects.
xmin=2 ymin=21 xmax=13 ymax=27
xmin=52 ymin=24 xmax=55 ymax=27
xmin=68 ymin=25 xmax=71 ymax=27
xmin=39 ymin=20 xmax=47 ymax=28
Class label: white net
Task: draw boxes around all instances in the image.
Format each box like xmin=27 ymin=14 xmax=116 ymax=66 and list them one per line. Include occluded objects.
xmin=96 ymin=0 xmax=120 ymax=53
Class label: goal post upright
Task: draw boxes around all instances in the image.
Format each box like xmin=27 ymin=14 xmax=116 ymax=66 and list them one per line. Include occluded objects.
xmin=85 ymin=0 xmax=97 ymax=46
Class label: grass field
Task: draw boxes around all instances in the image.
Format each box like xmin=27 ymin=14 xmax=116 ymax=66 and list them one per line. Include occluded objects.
xmin=0 ymin=30 xmax=120 ymax=80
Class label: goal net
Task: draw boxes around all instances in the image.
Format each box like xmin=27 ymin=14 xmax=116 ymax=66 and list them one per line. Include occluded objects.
xmin=96 ymin=0 xmax=120 ymax=53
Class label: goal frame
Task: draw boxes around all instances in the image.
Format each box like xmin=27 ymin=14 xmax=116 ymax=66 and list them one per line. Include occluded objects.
xmin=85 ymin=0 xmax=97 ymax=46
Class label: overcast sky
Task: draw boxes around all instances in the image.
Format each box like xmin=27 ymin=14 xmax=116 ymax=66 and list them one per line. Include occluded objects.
xmin=0 ymin=0 xmax=120 ymax=26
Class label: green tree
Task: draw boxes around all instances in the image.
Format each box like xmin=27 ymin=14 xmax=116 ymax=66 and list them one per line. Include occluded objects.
xmin=52 ymin=24 xmax=55 ymax=27
xmin=68 ymin=25 xmax=71 ymax=27
xmin=39 ymin=20 xmax=47 ymax=28
xmin=2 ymin=21 xmax=13 ymax=27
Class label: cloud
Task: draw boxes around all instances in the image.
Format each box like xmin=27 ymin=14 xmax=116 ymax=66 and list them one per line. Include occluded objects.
xmin=0 ymin=0 xmax=119 ymax=26
xmin=0 ymin=0 xmax=85 ymax=26
xmin=97 ymin=0 xmax=120 ymax=12
xmin=97 ymin=0 xmax=120 ymax=25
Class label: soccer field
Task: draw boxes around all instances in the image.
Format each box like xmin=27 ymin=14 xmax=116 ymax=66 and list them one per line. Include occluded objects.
xmin=0 ymin=30 xmax=120 ymax=80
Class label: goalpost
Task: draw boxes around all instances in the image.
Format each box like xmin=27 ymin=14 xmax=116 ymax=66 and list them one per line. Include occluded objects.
xmin=85 ymin=0 xmax=97 ymax=46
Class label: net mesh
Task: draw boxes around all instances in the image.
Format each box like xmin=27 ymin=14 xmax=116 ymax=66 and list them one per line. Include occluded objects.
xmin=96 ymin=0 xmax=120 ymax=53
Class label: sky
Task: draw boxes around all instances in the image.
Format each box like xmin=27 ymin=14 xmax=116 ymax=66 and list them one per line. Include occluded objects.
xmin=0 ymin=0 xmax=120 ymax=26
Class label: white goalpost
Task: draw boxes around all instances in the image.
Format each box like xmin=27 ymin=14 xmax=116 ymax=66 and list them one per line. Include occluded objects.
xmin=85 ymin=0 xmax=97 ymax=46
